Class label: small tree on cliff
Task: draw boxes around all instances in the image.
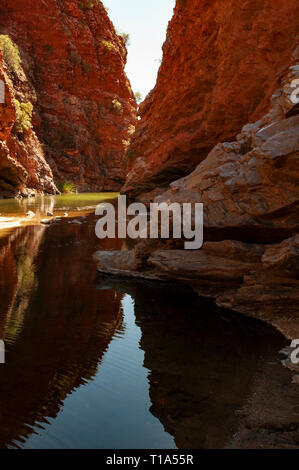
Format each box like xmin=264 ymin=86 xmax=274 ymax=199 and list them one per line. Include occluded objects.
xmin=119 ymin=32 xmax=130 ymax=46
xmin=0 ymin=35 xmax=21 ymax=75
xmin=134 ymin=92 xmax=143 ymax=104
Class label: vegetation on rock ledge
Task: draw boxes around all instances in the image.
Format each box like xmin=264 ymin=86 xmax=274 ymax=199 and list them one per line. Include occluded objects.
xmin=14 ymin=100 xmax=33 ymax=134
xmin=0 ymin=35 xmax=21 ymax=75
xmin=57 ymin=182 xmax=77 ymax=194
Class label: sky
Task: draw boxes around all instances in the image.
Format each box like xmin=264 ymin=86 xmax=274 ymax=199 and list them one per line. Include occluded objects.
xmin=104 ymin=0 xmax=175 ymax=100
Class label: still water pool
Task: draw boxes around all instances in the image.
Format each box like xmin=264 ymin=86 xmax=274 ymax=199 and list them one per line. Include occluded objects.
xmin=0 ymin=194 xmax=286 ymax=449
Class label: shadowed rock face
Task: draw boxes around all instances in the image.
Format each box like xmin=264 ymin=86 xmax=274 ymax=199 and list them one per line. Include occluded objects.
xmin=94 ymin=236 xmax=299 ymax=339
xmin=123 ymin=0 xmax=299 ymax=197
xmin=217 ymin=235 xmax=299 ymax=340
xmin=0 ymin=0 xmax=137 ymax=194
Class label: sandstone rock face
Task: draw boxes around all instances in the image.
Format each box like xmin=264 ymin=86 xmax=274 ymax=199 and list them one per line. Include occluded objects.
xmin=157 ymin=65 xmax=299 ymax=243
xmin=0 ymin=0 xmax=136 ymax=193
xmin=123 ymin=0 xmax=299 ymax=197
xmin=0 ymin=50 xmax=57 ymax=197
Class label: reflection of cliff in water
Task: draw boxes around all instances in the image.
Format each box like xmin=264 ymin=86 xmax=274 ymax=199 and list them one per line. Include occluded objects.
xmin=0 ymin=213 xmax=292 ymax=449
xmin=0 ymin=225 xmax=46 ymax=340
xmin=96 ymin=278 xmax=286 ymax=449
xmin=0 ymin=218 xmax=124 ymax=448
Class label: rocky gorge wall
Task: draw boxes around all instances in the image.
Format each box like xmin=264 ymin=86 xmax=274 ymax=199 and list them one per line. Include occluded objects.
xmin=0 ymin=0 xmax=136 ymax=196
xmin=123 ymin=0 xmax=299 ymax=198
xmin=95 ymin=60 xmax=299 ymax=339
xmin=95 ymin=1 xmax=299 ymax=340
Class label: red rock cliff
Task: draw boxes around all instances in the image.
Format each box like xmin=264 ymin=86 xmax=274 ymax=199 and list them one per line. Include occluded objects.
xmin=123 ymin=0 xmax=299 ymax=197
xmin=0 ymin=47 xmax=57 ymax=197
xmin=0 ymin=0 xmax=137 ymax=194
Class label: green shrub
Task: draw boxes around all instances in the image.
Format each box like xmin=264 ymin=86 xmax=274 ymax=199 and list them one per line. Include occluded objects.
xmin=57 ymin=182 xmax=77 ymax=194
xmin=0 ymin=35 xmax=21 ymax=75
xmin=14 ymin=100 xmax=33 ymax=133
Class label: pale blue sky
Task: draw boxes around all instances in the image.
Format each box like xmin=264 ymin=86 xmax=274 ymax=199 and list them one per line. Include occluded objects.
xmin=104 ymin=0 xmax=175 ymax=100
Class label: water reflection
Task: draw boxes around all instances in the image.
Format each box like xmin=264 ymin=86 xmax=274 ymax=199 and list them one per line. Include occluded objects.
xmin=0 ymin=225 xmax=46 ymax=341
xmin=0 ymin=193 xmax=119 ymax=217
xmin=0 ymin=200 xmax=287 ymax=449
xmin=95 ymin=279 xmax=287 ymax=449
xmin=0 ymin=213 xmax=125 ymax=448
xmin=22 ymin=294 xmax=175 ymax=449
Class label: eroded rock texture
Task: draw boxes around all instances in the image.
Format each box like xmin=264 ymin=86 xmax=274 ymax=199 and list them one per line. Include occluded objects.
xmin=123 ymin=0 xmax=299 ymax=197
xmin=157 ymin=65 xmax=299 ymax=243
xmin=0 ymin=50 xmax=56 ymax=197
xmin=0 ymin=0 xmax=136 ymax=194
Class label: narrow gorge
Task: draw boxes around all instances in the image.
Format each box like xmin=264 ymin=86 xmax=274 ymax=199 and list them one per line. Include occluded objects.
xmin=0 ymin=0 xmax=298 ymax=452
xmin=93 ymin=0 xmax=299 ymax=340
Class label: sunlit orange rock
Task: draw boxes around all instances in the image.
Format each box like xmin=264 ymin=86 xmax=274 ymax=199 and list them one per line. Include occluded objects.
xmin=123 ymin=0 xmax=299 ymax=197
xmin=0 ymin=0 xmax=137 ymax=193
xmin=0 ymin=51 xmax=57 ymax=196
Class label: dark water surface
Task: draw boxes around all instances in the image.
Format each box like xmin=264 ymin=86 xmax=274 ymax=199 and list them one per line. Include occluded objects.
xmin=0 ymin=195 xmax=287 ymax=449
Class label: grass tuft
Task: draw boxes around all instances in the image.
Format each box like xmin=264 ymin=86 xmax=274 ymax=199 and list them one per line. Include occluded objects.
xmin=57 ymin=182 xmax=77 ymax=194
